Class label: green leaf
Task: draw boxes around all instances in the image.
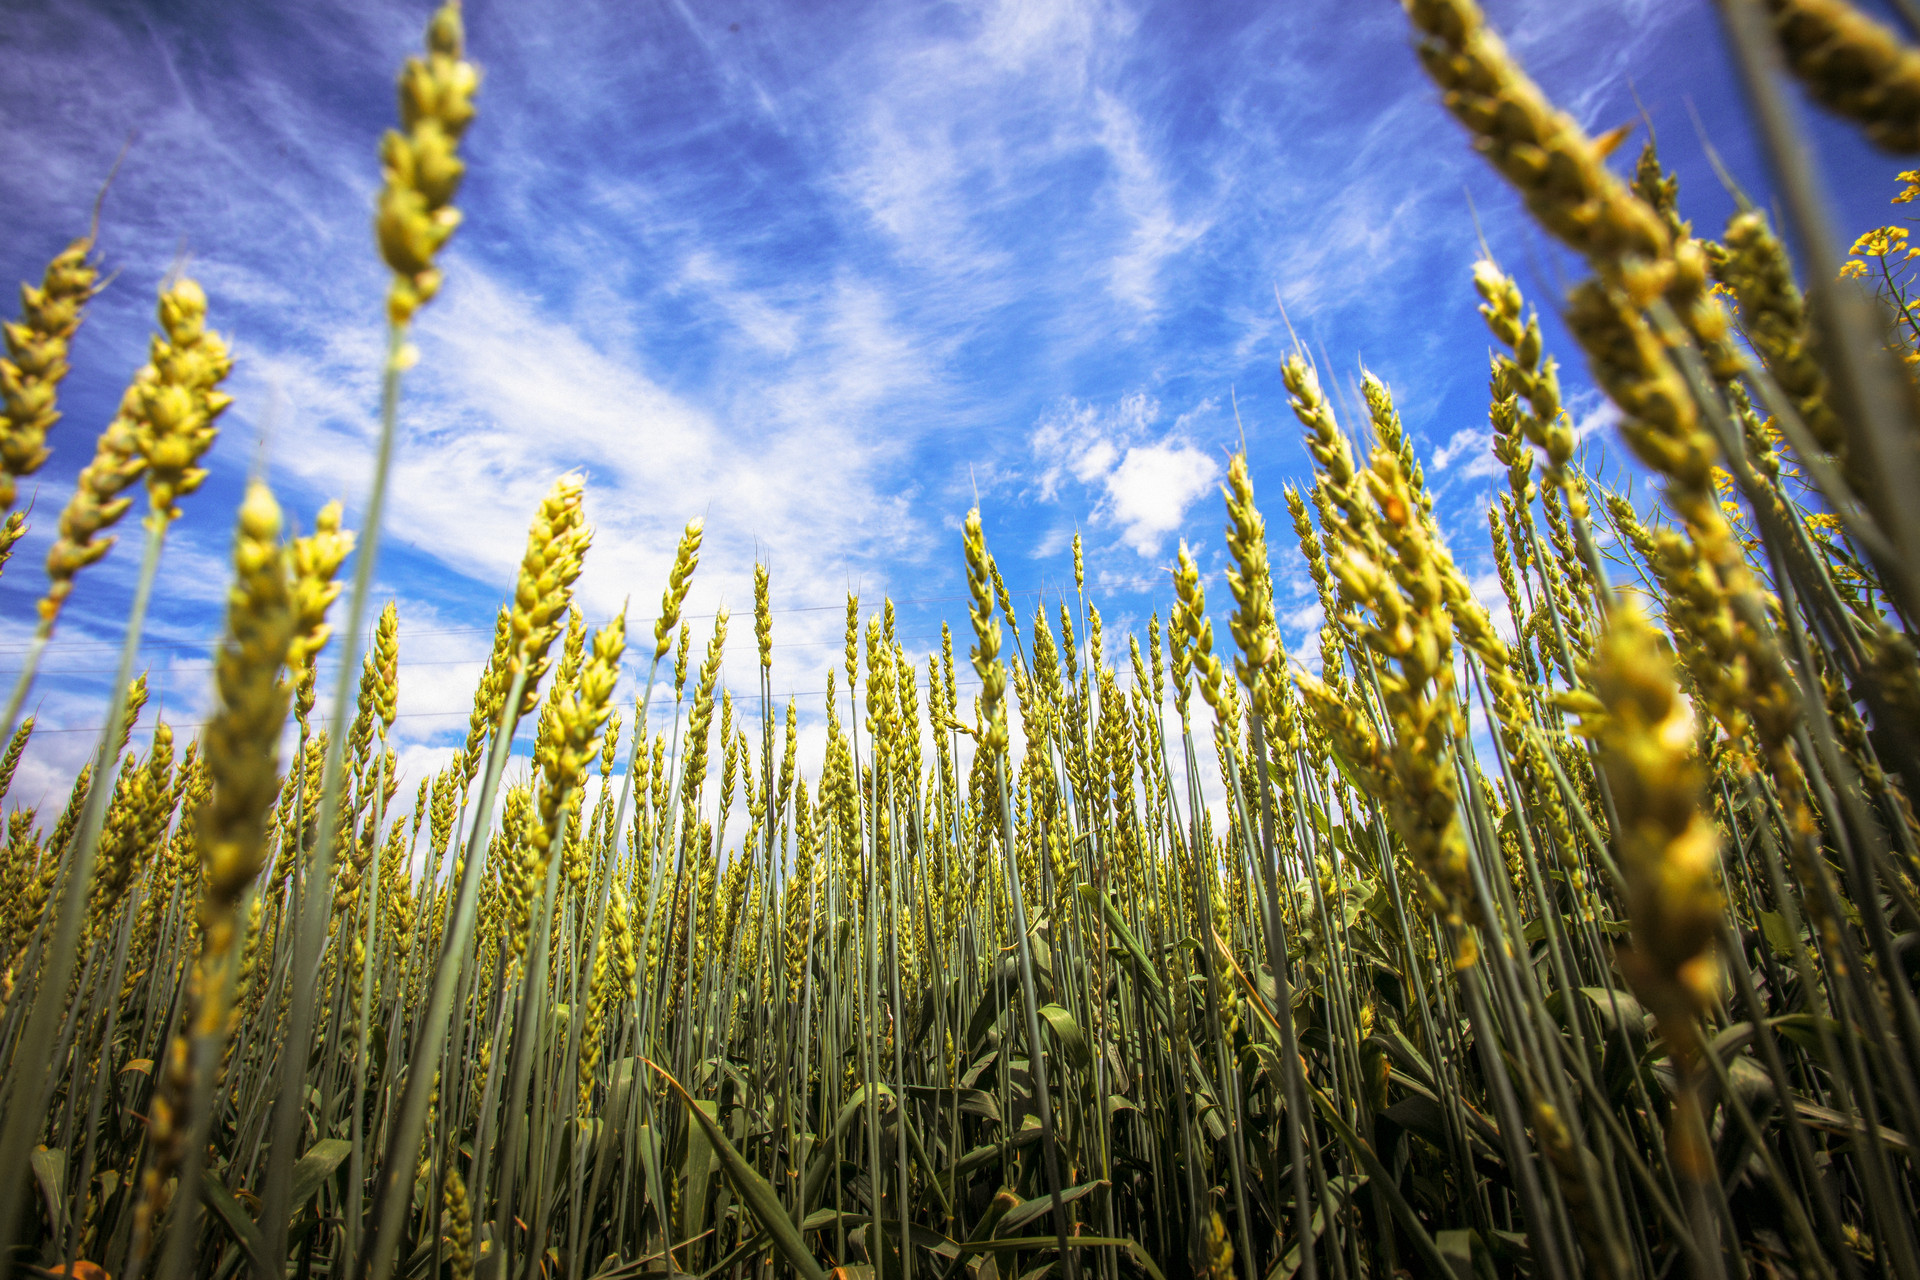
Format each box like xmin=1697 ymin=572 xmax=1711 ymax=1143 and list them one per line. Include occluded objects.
xmin=1771 ymin=1012 xmax=1845 ymax=1064
xmin=683 ymin=1097 xmax=719 ymax=1243
xmin=1546 ymin=986 xmax=1649 ymax=1044
xmin=962 ymin=1237 xmax=1166 ymax=1280
xmin=1760 ymin=910 xmax=1799 ymax=959
xmin=1322 ymin=737 xmax=1375 ymax=798
xmin=201 ymin=1169 xmax=265 ymax=1268
xmin=291 ymin=1138 xmax=350 ymax=1217
xmin=967 ymin=983 xmax=1008 ymax=1051
xmin=1035 ymin=1005 xmax=1089 ymax=1072
xmin=995 ymin=1181 xmax=1105 ymax=1236
xmin=1075 ymin=885 xmax=1163 ymax=994
xmin=29 ymin=1146 xmax=64 ymax=1237
xmin=1275 ymin=1173 xmax=1365 ymax=1278
xmin=1435 ymin=1227 xmax=1482 ymax=1280
xmin=905 ymin=1085 xmax=999 ymax=1123
xmin=1308 ymin=1088 xmax=1455 ymax=1278
xmin=648 ymin=1058 xmax=831 ymax=1280
xmin=801 ymin=1083 xmax=891 ymax=1216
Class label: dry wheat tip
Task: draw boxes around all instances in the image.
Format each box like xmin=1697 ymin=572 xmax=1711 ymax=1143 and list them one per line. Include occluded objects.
xmin=378 ymin=0 xmax=479 ymax=326
xmin=2 ymin=237 xmax=101 ymax=513
xmin=653 ymin=515 xmax=702 ymax=664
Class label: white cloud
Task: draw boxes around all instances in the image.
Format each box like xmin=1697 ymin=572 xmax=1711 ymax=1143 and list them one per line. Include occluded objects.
xmin=1431 ymin=426 xmax=1502 ymax=481
xmin=1028 ymin=391 xmax=1221 ymax=554
xmin=1105 ymin=444 xmax=1220 ymax=554
xmin=1092 ymin=90 xmax=1209 ymax=315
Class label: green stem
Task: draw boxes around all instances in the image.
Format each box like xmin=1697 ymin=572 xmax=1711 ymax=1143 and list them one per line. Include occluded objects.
xmin=0 ymin=512 xmax=168 ymax=1279
xmin=261 ymin=322 xmax=407 ymax=1279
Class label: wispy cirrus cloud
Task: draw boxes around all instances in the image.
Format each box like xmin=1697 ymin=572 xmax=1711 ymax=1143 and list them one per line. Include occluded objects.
xmin=0 ymin=0 xmax=1899 ymax=803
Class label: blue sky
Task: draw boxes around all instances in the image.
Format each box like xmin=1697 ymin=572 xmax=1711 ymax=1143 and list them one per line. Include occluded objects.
xmin=0 ymin=0 xmax=1906 ymax=810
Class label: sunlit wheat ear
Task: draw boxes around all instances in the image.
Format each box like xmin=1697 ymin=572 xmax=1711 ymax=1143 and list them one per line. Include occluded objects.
xmin=86 ymin=722 xmax=174 ymax=941
xmin=197 ymin=480 xmax=296 ymax=993
xmin=1169 ymin=541 xmax=1226 ymax=727
xmin=285 ymin=500 xmax=355 ymax=731
xmin=0 ymin=236 xmax=101 ymax=513
xmin=132 ymin=277 xmax=232 ymax=525
xmin=132 ymin=480 xmax=294 ymax=1265
xmin=1565 ymin=600 xmax=1721 ymax=1048
xmin=532 ymin=608 xmax=624 ymax=894
xmin=678 ymin=609 xmax=728 ymax=823
xmin=36 ymin=272 xmax=230 ymax=629
xmin=1715 ymin=208 xmax=1844 ymax=452
xmin=753 ymin=561 xmax=772 ymax=670
xmin=0 ymin=717 xmax=30 ymax=808
xmin=652 ymin=516 xmax=703 ymax=665
xmin=509 ymin=474 xmax=592 ymax=714
xmin=377 ymin=0 xmax=478 ymax=326
xmin=961 ymin=510 xmax=1009 ymax=756
xmin=0 ymin=511 xmax=24 ymax=580
xmin=1406 ymin=0 xmax=1739 ymax=388
xmin=1402 ymin=0 xmax=1668 ymax=282
xmin=37 ymin=411 xmax=140 ymax=633
xmin=1764 ymin=0 xmax=1920 ymax=152
xmin=1473 ymin=259 xmax=1573 ymax=479
xmin=1220 ymin=454 xmax=1280 ymax=716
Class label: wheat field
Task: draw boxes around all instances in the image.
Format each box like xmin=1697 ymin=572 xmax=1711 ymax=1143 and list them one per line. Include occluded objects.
xmin=2 ymin=1 xmax=1920 ymax=1279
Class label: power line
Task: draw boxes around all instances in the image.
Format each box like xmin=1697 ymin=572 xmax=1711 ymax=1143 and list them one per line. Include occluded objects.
xmin=14 ymin=678 xmax=993 ymax=736
xmin=0 ymin=586 xmax=1058 ymax=656
xmin=0 ymin=626 xmax=975 ymax=680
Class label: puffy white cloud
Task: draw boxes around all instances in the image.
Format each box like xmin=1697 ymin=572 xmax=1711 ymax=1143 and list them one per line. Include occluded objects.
xmin=1028 ymin=391 xmax=1220 ymax=554
xmin=1105 ymin=443 xmax=1221 ymax=554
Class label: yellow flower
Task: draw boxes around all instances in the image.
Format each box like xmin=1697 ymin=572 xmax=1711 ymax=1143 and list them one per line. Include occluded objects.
xmin=1895 ymin=170 xmax=1920 ymax=204
xmin=1840 ymin=259 xmax=1869 ymax=280
xmin=1850 ymin=225 xmax=1907 ymax=257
